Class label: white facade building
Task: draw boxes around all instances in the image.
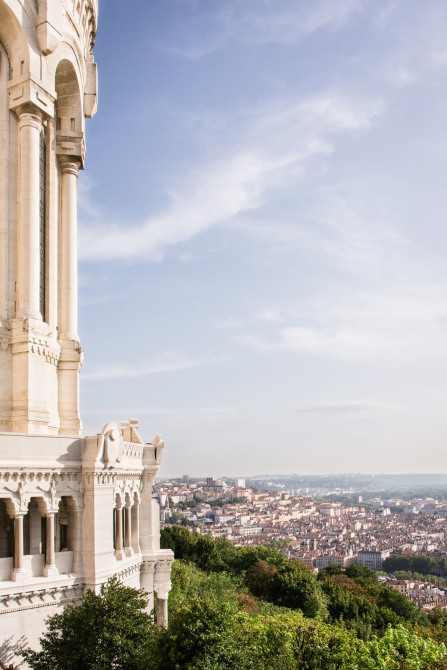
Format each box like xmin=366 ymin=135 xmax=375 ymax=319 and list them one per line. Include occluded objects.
xmin=314 ymin=555 xmax=352 ymax=570
xmin=0 ymin=0 xmax=172 ymax=661
xmin=355 ymin=550 xmax=390 ymax=571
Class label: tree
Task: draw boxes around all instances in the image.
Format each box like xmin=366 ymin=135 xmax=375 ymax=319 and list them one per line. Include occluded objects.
xmin=267 ymin=562 xmax=329 ymax=618
xmin=357 ymin=624 xmax=447 ymax=670
xmin=243 ymin=560 xmax=278 ymax=598
xmin=22 ymin=578 xmax=156 ymax=670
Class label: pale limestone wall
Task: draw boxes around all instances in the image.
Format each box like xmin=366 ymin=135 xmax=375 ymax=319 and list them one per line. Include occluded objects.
xmin=0 ymin=598 xmax=71 ymax=664
xmin=0 ymin=2 xmax=173 ymax=664
xmin=0 ymin=0 xmax=98 ymax=435
xmin=0 ymin=426 xmax=173 ymax=664
xmin=0 ymin=42 xmax=10 ymax=320
xmin=0 ymin=40 xmax=14 ymax=432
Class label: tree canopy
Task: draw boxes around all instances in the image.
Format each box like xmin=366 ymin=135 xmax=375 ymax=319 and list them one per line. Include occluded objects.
xmin=23 ymin=529 xmax=447 ymax=670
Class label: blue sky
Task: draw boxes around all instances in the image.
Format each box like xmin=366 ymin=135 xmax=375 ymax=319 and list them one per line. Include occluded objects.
xmin=78 ymin=0 xmax=447 ymax=477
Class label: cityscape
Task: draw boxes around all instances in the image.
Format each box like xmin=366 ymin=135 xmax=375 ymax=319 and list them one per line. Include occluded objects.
xmin=157 ymin=474 xmax=447 ymax=611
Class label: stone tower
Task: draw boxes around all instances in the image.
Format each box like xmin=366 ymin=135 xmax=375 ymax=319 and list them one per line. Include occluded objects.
xmin=0 ymin=1 xmax=173 ymax=661
xmin=0 ymin=0 xmax=98 ymax=436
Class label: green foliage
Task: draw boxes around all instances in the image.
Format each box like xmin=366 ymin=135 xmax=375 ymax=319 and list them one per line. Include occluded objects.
xmin=174 ymin=497 xmax=205 ymax=509
xmin=156 ymin=562 xmax=241 ymax=669
xmin=162 ymin=563 xmax=447 ymax=670
xmin=160 ymin=526 xmax=289 ymax=575
xmin=266 ymin=561 xmax=329 ymax=618
xmin=161 ymin=527 xmax=430 ymax=633
xmin=391 ymin=570 xmax=447 ymax=587
xmin=164 ymin=511 xmax=196 ymax=527
xmin=384 ymin=554 xmax=447 ymax=577
xmin=22 ymin=577 xmax=156 ymax=670
xmin=357 ymin=624 xmax=447 ymax=669
xmin=23 ymin=557 xmax=447 ymax=670
xmin=243 ymin=560 xmax=278 ymax=598
xmin=160 ymin=561 xmax=359 ymax=669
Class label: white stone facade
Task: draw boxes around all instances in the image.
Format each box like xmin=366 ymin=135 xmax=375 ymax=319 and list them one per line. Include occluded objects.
xmin=0 ymin=0 xmax=173 ymax=662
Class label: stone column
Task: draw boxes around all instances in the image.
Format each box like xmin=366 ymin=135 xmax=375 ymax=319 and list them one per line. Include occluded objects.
xmin=154 ymin=562 xmax=172 ymax=628
xmin=140 ymin=560 xmax=155 ymax=614
xmin=58 ymin=157 xmax=82 ymax=436
xmin=132 ymin=501 xmax=140 ymax=553
xmin=115 ymin=504 xmax=123 ymax=560
xmin=139 ymin=472 xmax=158 ymax=553
xmin=11 ymin=514 xmax=26 ymax=582
xmin=156 ymin=594 xmax=168 ymax=628
xmin=124 ymin=505 xmax=132 ymax=556
xmin=46 ymin=116 xmax=59 ymax=333
xmin=59 ymin=159 xmax=79 ymax=341
xmin=16 ymin=110 xmax=44 ymax=320
xmin=72 ymin=507 xmax=83 ymax=573
xmin=43 ymin=513 xmax=58 ymax=576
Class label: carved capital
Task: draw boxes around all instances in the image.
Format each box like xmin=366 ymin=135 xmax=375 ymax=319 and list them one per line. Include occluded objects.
xmin=154 ymin=583 xmax=171 ymax=599
xmin=59 ymin=158 xmax=81 ymax=177
xmin=154 ymin=558 xmax=174 ymax=584
xmin=141 ymin=560 xmax=156 ymax=575
xmin=17 ymin=109 xmax=44 ymax=132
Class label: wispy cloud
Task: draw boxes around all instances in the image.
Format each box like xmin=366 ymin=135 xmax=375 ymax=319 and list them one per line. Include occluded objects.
xmin=82 ymin=352 xmax=223 ymax=381
xmin=233 ymin=282 xmax=447 ymax=365
xmin=232 ymin=188 xmax=403 ymax=277
xmin=372 ymin=2 xmax=447 ymax=88
xmin=79 ymin=94 xmax=384 ymax=263
xmin=166 ymin=0 xmax=368 ymax=58
xmin=81 ymin=405 xmax=239 ymax=417
xmin=79 ymin=151 xmax=296 ymax=262
xmin=299 ymin=401 xmax=401 ymax=413
xmin=214 ymin=317 xmax=245 ymax=329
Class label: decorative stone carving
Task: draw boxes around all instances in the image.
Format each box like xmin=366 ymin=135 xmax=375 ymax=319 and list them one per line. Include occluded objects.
xmin=152 ymin=435 xmax=164 ymax=465
xmin=116 ymin=562 xmax=141 ymax=582
xmin=122 ymin=442 xmax=144 ymax=461
xmin=153 ymin=583 xmax=171 ymax=599
xmin=0 ymin=583 xmax=83 ymax=614
xmin=100 ymin=423 xmax=122 ymax=467
xmin=141 ymin=560 xmax=156 ymax=575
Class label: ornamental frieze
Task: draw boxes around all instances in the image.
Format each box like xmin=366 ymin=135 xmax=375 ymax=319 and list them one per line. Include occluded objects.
xmin=0 ymin=584 xmax=83 ymax=615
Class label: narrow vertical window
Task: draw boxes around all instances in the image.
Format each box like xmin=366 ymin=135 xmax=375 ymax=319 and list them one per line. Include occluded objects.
xmin=39 ymin=131 xmax=46 ymax=321
xmin=41 ymin=516 xmax=46 ymax=556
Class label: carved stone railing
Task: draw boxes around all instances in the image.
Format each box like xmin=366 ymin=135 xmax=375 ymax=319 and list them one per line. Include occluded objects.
xmin=122 ymin=442 xmax=144 ymax=463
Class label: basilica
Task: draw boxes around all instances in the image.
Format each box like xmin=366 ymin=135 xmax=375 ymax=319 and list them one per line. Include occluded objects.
xmin=0 ymin=0 xmax=172 ymax=660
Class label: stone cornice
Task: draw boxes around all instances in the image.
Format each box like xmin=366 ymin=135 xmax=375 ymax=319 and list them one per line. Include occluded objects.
xmin=0 ymin=471 xmax=84 ymax=514
xmin=10 ymin=318 xmax=60 ymax=366
xmin=82 ymin=470 xmax=146 ymax=488
xmin=64 ymin=0 xmax=97 ymax=58
xmin=115 ymin=562 xmax=141 ymax=582
xmin=0 ymin=582 xmax=83 ymax=615
xmin=56 ymin=134 xmax=85 ymax=169
xmin=0 ymin=471 xmax=81 ymax=483
xmin=8 ymin=75 xmax=56 ymax=117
